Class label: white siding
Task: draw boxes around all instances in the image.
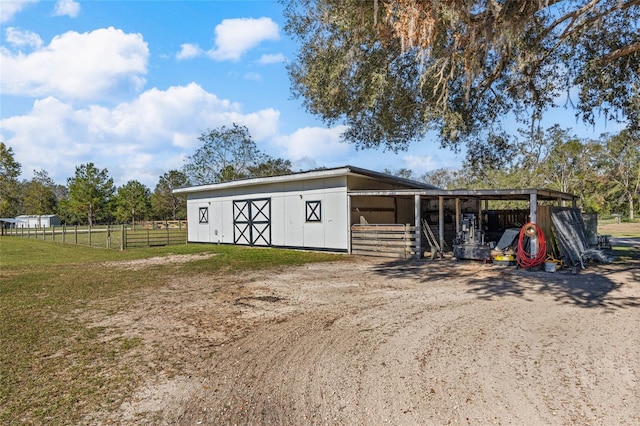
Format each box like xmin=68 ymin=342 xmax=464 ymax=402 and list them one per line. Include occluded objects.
xmin=185 ymin=176 xmax=349 ymax=251
xmin=15 ymin=215 xmax=60 ymax=228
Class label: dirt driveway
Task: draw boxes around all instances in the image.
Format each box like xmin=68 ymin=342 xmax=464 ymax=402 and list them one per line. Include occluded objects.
xmin=88 ymin=244 xmax=639 ymax=425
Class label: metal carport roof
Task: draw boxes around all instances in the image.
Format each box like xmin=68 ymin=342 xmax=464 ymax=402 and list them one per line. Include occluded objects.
xmin=347 ymin=188 xmax=578 ymax=203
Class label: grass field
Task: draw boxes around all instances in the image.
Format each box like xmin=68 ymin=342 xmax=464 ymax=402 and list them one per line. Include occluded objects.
xmin=0 ymin=238 xmax=344 ymax=424
xmin=598 ymin=222 xmax=640 ymax=261
xmin=599 ymin=221 xmax=640 ymax=238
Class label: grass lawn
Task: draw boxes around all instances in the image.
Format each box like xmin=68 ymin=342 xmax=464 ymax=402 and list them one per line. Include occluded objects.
xmin=0 ymin=238 xmax=344 ymax=424
xmin=597 ymin=221 xmax=640 ymax=262
xmin=598 ymin=220 xmax=640 ymax=238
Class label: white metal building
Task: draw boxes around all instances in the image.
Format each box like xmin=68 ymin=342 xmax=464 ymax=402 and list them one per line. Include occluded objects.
xmin=14 ymin=215 xmax=61 ymax=228
xmin=174 ymin=166 xmax=437 ymax=252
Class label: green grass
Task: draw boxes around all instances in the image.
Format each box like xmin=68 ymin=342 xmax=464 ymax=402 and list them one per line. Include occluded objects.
xmin=0 ymin=238 xmax=344 ymax=424
xmin=598 ymin=222 xmax=640 ymax=238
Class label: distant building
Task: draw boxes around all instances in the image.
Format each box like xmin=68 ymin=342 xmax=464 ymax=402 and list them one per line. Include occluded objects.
xmin=14 ymin=215 xmax=62 ymax=228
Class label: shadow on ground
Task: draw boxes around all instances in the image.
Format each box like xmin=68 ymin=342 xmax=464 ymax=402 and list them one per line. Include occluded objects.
xmin=371 ymin=238 xmax=640 ymax=310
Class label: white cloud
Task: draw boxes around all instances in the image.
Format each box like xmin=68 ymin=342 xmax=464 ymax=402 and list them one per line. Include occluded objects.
xmin=5 ymin=27 xmax=43 ymax=49
xmin=273 ymin=126 xmax=349 ymax=161
xmin=0 ymin=27 xmax=148 ymax=101
xmin=0 ymin=83 xmax=282 ymax=187
xmin=243 ymin=72 xmax=262 ymax=82
xmin=402 ymin=155 xmax=438 ymax=174
xmin=53 ymin=0 xmax=80 ymax=18
xmin=176 ymin=43 xmax=203 ymax=60
xmin=258 ymin=53 xmax=286 ymax=65
xmin=0 ymin=0 xmax=38 ymax=23
xmin=207 ymin=17 xmax=279 ymax=61
xmin=232 ymin=108 xmax=280 ymax=142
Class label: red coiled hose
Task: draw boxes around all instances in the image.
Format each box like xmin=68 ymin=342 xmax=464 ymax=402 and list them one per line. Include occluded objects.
xmin=516 ymin=222 xmax=547 ymax=268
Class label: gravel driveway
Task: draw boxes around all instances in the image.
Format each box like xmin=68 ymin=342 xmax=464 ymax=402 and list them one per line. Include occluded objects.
xmin=88 ymin=247 xmax=640 ymax=425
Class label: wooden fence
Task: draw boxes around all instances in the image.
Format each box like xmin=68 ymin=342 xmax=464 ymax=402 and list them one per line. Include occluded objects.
xmin=2 ymin=225 xmax=187 ymax=250
xmin=351 ymin=224 xmax=424 ymax=258
xmin=138 ymin=220 xmax=187 ymax=229
xmin=124 ymin=228 xmax=187 ymax=248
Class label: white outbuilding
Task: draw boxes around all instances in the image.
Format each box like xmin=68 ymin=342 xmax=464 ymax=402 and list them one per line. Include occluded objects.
xmin=174 ymin=166 xmax=438 ymax=253
xmin=14 ymin=214 xmax=61 ymax=228
xmin=175 ymin=166 xmax=579 ymax=259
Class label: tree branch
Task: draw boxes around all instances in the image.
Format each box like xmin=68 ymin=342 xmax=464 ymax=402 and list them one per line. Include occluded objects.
xmin=598 ymin=41 xmax=640 ymax=65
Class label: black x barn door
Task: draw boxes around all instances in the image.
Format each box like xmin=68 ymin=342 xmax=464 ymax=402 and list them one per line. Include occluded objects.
xmin=233 ymin=198 xmax=271 ymax=246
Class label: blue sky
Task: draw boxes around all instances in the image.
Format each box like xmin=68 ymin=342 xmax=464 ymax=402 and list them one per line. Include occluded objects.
xmin=0 ymin=0 xmax=623 ymax=189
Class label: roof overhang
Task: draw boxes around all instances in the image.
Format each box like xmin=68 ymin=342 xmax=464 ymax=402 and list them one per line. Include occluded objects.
xmin=173 ymin=165 xmax=438 ymax=194
xmin=0 ymin=218 xmax=25 ymax=224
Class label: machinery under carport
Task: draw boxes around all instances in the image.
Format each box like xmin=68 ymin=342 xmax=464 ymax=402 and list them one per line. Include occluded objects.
xmin=347 ymin=187 xmax=594 ymax=269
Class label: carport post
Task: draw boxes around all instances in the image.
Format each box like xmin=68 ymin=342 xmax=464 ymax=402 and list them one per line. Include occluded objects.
xmin=455 ymin=197 xmax=461 ymax=234
xmin=529 ymin=192 xmax=538 ymax=256
xmin=478 ymin=199 xmax=483 ymax=239
xmin=414 ymin=194 xmax=421 ymax=259
xmin=438 ymin=196 xmax=444 ymax=251
xmin=347 ymin=195 xmax=352 ymax=254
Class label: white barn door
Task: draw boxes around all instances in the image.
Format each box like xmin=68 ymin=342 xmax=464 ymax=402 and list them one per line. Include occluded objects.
xmin=233 ymin=198 xmax=271 ymax=246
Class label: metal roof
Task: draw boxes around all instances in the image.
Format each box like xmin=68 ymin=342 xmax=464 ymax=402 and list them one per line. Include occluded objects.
xmin=347 ymin=187 xmax=578 ymax=201
xmin=174 ymin=165 xmax=439 ymax=194
xmin=0 ymin=218 xmax=24 ymax=224
xmin=172 ymin=166 xmax=577 ymax=202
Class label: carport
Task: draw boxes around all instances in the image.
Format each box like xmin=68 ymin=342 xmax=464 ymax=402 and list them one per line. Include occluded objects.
xmin=347 ymin=188 xmax=579 ymax=259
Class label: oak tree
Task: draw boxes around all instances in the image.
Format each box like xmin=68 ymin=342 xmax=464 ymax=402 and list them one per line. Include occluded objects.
xmin=184 ymin=124 xmax=292 ymax=184
xmin=151 ymin=170 xmax=190 ymax=220
xmin=283 ymin=0 xmax=640 ymax=159
xmin=22 ymin=169 xmax=58 ymax=215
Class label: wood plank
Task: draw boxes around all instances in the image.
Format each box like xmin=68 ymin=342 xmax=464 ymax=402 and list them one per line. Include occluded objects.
xmin=352 ymin=234 xmax=409 ymax=240
xmin=351 ymin=243 xmax=411 ymax=251
xmin=351 ymin=249 xmax=407 ymax=258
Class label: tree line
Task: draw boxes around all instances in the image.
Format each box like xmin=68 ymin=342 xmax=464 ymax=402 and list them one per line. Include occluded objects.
xmin=2 ymin=123 xmax=638 ymax=224
xmin=0 ymin=124 xmax=292 ymax=226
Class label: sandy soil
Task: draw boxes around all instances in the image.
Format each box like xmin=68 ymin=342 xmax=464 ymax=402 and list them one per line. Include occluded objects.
xmin=86 ymin=239 xmax=639 ymax=425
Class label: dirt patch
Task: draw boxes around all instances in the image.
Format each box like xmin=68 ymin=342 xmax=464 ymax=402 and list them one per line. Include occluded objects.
xmin=86 ymin=247 xmax=640 ymax=425
xmin=101 ymin=252 xmax=217 ymax=270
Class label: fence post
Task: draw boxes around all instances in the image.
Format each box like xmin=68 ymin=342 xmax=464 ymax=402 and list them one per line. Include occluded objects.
xmin=62 ymin=224 xmax=66 ymax=244
xmin=106 ymin=225 xmax=111 ymax=249
xmin=52 ymin=225 xmax=55 ymax=241
xmin=89 ymin=226 xmax=92 ymax=247
xmin=147 ymin=228 xmax=150 ymax=247
xmin=404 ymin=224 xmax=409 ymax=259
xmin=75 ymin=225 xmax=78 ymax=244
xmin=166 ymin=227 xmax=170 ymax=245
xmin=121 ymin=224 xmax=125 ymax=250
